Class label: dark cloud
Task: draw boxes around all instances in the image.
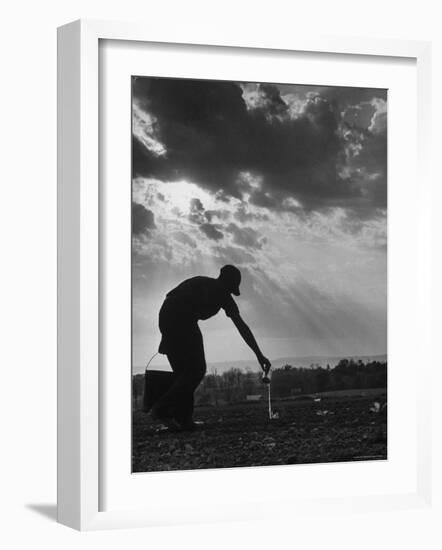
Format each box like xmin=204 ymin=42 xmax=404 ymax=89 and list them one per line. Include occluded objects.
xmin=188 ymin=197 xmax=230 ymax=237
xmin=256 ymin=84 xmax=289 ymax=118
xmin=190 ymin=197 xmax=204 ymax=211
xmin=233 ymin=204 xmax=269 ymax=223
xmin=342 ymin=124 xmax=387 ymax=212
xmin=276 ymin=83 xmax=386 ymax=105
xmin=342 ymin=103 xmax=376 ymax=130
xmin=189 ymin=197 xmax=206 ymax=224
xmin=205 ymin=208 xmax=230 ymax=221
xmin=321 ymin=86 xmax=387 ymax=110
xmin=199 ymin=223 xmax=224 ymax=241
xmin=132 ymin=77 xmax=387 ymax=217
xmin=226 ymin=222 xmax=265 ymax=250
xmin=173 ymin=231 xmax=197 ymax=248
xmin=132 ymin=202 xmax=156 ymax=235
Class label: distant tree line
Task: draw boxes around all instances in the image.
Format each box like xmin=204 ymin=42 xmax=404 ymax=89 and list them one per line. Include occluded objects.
xmin=132 ymin=358 xmax=387 ymax=408
xmin=268 ymin=359 xmax=387 ymax=398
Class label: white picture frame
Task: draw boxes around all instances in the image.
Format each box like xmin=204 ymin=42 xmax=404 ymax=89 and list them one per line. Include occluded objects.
xmin=57 ymin=19 xmax=432 ymax=531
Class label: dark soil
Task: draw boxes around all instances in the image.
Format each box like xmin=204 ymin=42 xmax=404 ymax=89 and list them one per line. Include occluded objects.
xmin=132 ymin=394 xmax=387 ymax=473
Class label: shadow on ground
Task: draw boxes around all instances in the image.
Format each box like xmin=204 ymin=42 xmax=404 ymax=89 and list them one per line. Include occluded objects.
xmin=26 ymin=504 xmax=57 ymax=522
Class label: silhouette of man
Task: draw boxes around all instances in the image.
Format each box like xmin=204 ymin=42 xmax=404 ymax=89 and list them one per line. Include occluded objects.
xmin=151 ymin=265 xmax=271 ymax=430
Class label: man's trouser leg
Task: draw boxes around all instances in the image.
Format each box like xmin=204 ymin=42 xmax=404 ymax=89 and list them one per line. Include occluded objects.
xmin=152 ymin=328 xmax=206 ymax=424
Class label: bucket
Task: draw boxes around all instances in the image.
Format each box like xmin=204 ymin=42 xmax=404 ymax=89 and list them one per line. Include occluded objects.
xmin=143 ymin=370 xmax=175 ymax=413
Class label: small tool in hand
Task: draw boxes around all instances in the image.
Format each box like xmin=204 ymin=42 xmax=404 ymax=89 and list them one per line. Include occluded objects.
xmin=261 ymin=365 xmax=274 ymax=419
xmin=262 ymin=364 xmax=271 ymax=385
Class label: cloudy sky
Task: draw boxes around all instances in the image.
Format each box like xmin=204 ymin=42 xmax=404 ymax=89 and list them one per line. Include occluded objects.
xmin=131 ymin=77 xmax=387 ymax=371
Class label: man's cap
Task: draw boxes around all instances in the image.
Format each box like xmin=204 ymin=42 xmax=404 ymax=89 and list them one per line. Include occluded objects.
xmin=219 ymin=264 xmax=241 ymax=296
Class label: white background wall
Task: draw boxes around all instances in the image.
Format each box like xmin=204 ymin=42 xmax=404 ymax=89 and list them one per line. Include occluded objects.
xmin=0 ymin=1 xmax=440 ymax=547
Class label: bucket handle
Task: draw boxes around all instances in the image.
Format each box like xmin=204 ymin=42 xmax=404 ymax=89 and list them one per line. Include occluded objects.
xmin=145 ymin=352 xmax=159 ymax=373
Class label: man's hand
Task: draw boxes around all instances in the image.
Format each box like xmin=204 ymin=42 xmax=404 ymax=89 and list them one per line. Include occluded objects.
xmin=257 ymin=354 xmax=271 ymax=374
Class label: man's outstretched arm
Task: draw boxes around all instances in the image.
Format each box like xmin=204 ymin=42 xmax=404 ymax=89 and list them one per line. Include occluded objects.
xmin=230 ymin=312 xmax=271 ymax=373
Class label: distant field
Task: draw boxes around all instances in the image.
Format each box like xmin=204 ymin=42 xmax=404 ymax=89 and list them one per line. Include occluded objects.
xmin=306 ymin=387 xmax=387 ymax=399
xmin=132 ymin=393 xmax=387 ymax=472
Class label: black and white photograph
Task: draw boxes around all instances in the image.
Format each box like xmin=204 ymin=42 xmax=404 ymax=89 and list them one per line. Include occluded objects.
xmin=131 ymin=76 xmax=388 ymax=473
xmin=4 ymin=0 xmax=440 ymax=542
